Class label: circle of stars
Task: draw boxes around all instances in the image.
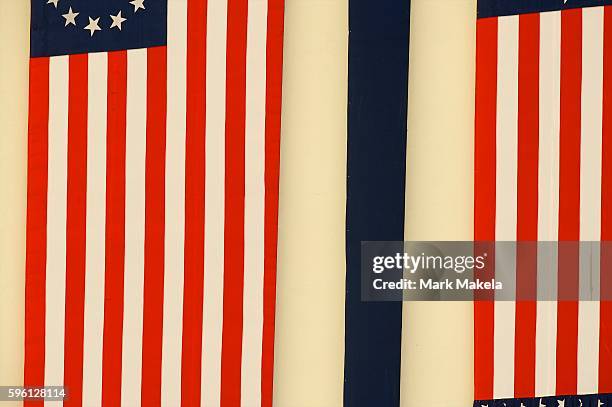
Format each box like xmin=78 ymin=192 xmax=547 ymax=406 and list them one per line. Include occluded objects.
xmin=47 ymin=0 xmax=146 ymax=37
xmin=479 ymin=397 xmax=606 ymax=407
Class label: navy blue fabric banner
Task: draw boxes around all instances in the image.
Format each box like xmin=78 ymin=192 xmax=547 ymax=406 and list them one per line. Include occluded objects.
xmin=478 ymin=0 xmax=612 ymax=18
xmin=30 ymin=0 xmax=167 ymax=57
xmin=474 ymin=393 xmax=612 ymax=406
xmin=344 ymin=0 xmax=410 ymax=405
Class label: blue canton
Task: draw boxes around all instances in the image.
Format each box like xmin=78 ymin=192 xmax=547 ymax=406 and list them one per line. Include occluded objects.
xmin=30 ymin=0 xmax=167 ymax=58
xmin=475 ymin=393 xmax=612 ymax=407
xmin=478 ymin=0 xmax=612 ymax=18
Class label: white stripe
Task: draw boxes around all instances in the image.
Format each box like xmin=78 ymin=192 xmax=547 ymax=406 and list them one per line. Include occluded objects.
xmin=577 ymin=6 xmax=603 ymax=395
xmin=495 ymin=19 xmax=519 ymax=242
xmin=580 ymin=7 xmax=604 ymax=244
xmin=494 ymin=14 xmax=519 ymax=400
xmin=44 ymin=56 xmax=69 ymax=407
xmin=202 ymin=0 xmax=228 ymax=403
xmin=82 ymin=51 xmax=108 ymax=407
xmin=534 ymin=301 xmax=557 ymax=398
xmin=578 ymin=300 xmax=600 ymax=393
xmin=241 ymin=0 xmax=268 ymax=404
xmin=121 ymin=48 xmax=148 ymax=407
xmin=161 ymin=0 xmax=188 ymax=404
xmin=493 ymin=303 xmax=516 ymax=400
xmin=538 ymin=13 xmax=561 ymax=243
xmin=536 ymin=10 xmax=561 ymax=397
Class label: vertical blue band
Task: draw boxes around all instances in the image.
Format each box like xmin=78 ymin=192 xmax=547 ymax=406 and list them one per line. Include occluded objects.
xmin=344 ymin=0 xmax=411 ymax=405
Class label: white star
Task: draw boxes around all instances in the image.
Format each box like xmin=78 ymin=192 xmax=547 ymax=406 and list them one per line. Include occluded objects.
xmin=521 ymin=403 xmax=526 ymax=407
xmin=130 ymin=0 xmax=145 ymax=12
xmin=47 ymin=0 xmax=59 ymax=8
xmin=84 ymin=17 xmax=102 ymax=37
xmin=480 ymin=404 xmax=488 ymax=407
xmin=558 ymin=400 xmax=565 ymax=407
xmin=539 ymin=399 xmax=546 ymax=407
xmin=110 ymin=11 xmax=127 ymax=30
xmin=599 ymin=400 xmax=605 ymax=407
xmin=62 ymin=7 xmax=79 ymax=27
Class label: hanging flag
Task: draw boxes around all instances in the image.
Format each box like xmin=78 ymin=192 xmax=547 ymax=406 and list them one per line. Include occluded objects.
xmin=23 ymin=0 xmax=284 ymax=405
xmin=474 ymin=0 xmax=612 ymax=405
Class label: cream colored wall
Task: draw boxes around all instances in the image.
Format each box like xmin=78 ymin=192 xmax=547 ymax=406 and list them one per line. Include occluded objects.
xmin=0 ymin=1 xmax=30 ymax=406
xmin=275 ymin=0 xmax=477 ymax=405
xmin=401 ymin=0 xmax=476 ymax=406
xmin=0 ymin=0 xmax=477 ymax=406
xmin=272 ymin=0 xmax=348 ymax=405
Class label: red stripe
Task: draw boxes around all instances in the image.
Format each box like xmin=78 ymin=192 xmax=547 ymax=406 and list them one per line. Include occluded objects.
xmin=515 ymin=11 xmax=540 ymax=243
xmin=556 ymin=8 xmax=582 ymax=396
xmin=181 ymin=0 xmax=207 ymax=404
xmin=141 ymin=46 xmax=167 ymax=406
xmin=24 ymin=57 xmax=50 ymax=407
xmin=474 ymin=16 xmax=497 ymax=401
xmin=261 ymin=0 xmax=284 ymax=405
xmin=600 ymin=4 xmax=612 ymax=394
xmin=514 ymin=12 xmax=539 ymax=399
xmin=101 ymin=51 xmax=128 ymax=407
xmin=63 ymin=54 xmax=88 ymax=407
xmin=220 ymin=0 xmax=248 ymax=403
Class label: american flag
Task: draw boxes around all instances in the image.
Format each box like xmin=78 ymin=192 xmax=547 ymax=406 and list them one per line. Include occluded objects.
xmin=474 ymin=0 xmax=612 ymax=405
xmin=24 ymin=0 xmax=284 ymax=406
